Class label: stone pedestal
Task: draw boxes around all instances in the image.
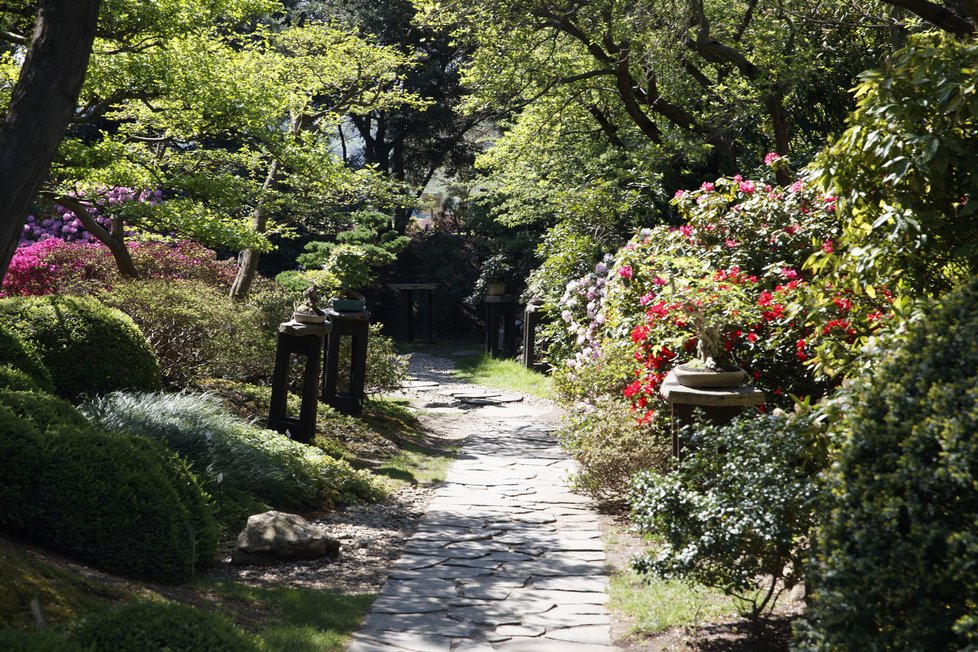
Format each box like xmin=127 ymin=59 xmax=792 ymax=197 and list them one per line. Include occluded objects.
xmin=268 ymin=320 xmax=328 ymax=443
xmin=388 ymin=283 xmax=438 ymax=343
xmin=322 ymin=309 xmax=370 ymax=416
xmin=660 ymin=369 xmax=765 ymax=460
xmin=485 ymin=295 xmax=518 ymax=359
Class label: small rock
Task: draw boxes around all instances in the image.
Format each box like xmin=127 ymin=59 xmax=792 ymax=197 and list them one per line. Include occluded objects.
xmin=789 ymin=582 xmax=806 ymax=602
xmin=232 ymin=511 xmax=340 ymax=565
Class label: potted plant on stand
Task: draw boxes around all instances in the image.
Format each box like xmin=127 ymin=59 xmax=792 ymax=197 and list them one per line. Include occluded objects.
xmin=468 ymin=253 xmax=514 ymax=303
xmin=292 ymin=284 xmax=327 ymax=324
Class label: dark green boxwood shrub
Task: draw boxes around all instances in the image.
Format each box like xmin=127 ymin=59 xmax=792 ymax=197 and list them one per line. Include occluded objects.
xmin=0 ymin=365 xmax=44 ymax=392
xmin=0 ymin=390 xmax=92 ymax=431
xmin=799 ymin=277 xmax=978 ymax=650
xmin=0 ymin=396 xmax=217 ymax=582
xmin=0 ymin=629 xmax=81 ymax=652
xmin=0 ymin=323 xmax=53 ymax=392
xmin=631 ymin=408 xmax=827 ymax=624
xmin=69 ymin=601 xmax=258 ymax=651
xmin=0 ymin=296 xmax=161 ymax=400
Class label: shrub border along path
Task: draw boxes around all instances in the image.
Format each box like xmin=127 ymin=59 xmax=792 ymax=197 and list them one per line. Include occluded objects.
xmin=350 ymin=353 xmax=615 ymax=651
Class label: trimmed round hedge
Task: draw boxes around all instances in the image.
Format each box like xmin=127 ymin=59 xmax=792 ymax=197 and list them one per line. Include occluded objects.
xmin=0 ymin=394 xmax=218 ymax=582
xmin=0 ymin=323 xmax=53 ymax=392
xmin=801 ymin=276 xmax=978 ymax=650
xmin=0 ymin=365 xmax=44 ymax=392
xmin=69 ymin=601 xmax=259 ymax=651
xmin=0 ymin=295 xmax=161 ymax=400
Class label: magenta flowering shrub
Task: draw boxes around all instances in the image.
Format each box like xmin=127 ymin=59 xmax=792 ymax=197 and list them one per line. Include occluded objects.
xmin=1 ymin=239 xmax=236 ymax=297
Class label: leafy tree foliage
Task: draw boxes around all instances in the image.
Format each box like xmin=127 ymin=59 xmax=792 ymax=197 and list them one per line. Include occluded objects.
xmin=0 ymin=1 xmax=421 ymax=296
xmin=810 ymin=32 xmax=978 ymax=302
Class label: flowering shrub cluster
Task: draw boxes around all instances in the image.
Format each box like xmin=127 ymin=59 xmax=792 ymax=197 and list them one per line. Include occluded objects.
xmin=19 ymin=187 xmax=161 ymax=247
xmin=548 ymin=158 xmax=895 ymax=501
xmin=1 ymin=239 xmax=236 ymax=297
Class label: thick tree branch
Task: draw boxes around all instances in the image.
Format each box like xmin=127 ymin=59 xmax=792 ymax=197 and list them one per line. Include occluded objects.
xmin=44 ymin=193 xmax=140 ymax=278
xmin=586 ymin=104 xmax=624 ymax=147
xmin=878 ymin=0 xmax=975 ymax=34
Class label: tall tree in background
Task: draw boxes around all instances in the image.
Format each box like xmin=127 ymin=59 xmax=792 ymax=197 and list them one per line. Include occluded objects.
xmin=0 ymin=0 xmax=101 ymax=280
xmin=286 ymin=0 xmax=491 ymax=233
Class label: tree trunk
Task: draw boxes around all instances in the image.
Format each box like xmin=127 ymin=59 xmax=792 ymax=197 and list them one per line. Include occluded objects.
xmin=229 ymin=158 xmax=280 ymax=301
xmin=0 ymin=0 xmax=101 ymax=281
xmin=53 ymin=195 xmax=140 ymax=278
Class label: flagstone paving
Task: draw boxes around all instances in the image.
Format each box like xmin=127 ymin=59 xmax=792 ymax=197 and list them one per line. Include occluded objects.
xmin=348 ymin=396 xmax=617 ymax=651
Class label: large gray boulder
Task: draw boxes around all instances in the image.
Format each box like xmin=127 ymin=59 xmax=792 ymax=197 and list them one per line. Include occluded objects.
xmin=231 ymin=511 xmax=340 ymax=565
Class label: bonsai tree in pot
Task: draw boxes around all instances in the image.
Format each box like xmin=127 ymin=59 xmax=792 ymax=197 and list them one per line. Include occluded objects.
xmin=292 ymin=284 xmax=327 ymax=323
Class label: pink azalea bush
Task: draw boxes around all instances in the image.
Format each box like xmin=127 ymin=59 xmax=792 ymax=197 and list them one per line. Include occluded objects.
xmin=1 ymin=239 xmax=236 ymax=297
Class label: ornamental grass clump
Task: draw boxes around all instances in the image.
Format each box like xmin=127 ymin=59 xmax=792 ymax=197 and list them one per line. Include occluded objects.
xmin=82 ymin=392 xmax=385 ymax=516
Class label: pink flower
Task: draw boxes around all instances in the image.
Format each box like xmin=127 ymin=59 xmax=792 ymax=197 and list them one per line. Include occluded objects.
xmin=653 ymin=277 xmax=667 ymax=286
xmin=679 ymin=225 xmax=694 ymax=237
xmin=764 ymin=152 xmax=781 ymax=166
xmin=822 ymin=240 xmax=835 ymax=254
xmin=733 ymin=174 xmax=743 ymax=183
xmin=700 ymin=182 xmax=715 ymax=192
xmin=725 ymin=238 xmax=738 ymax=248
xmin=739 ymin=180 xmax=756 ymax=195
xmin=780 ymin=268 xmax=798 ymax=280
xmin=674 ymin=189 xmax=687 ymax=199
xmin=789 ymin=179 xmax=804 ymax=193
xmin=618 ymin=265 xmax=633 ymax=280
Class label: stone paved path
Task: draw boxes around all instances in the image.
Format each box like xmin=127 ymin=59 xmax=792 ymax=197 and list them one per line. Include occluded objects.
xmin=349 ymin=398 xmax=616 ymax=651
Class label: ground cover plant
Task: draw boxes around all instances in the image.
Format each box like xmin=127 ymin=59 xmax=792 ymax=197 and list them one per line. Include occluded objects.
xmin=82 ymin=392 xmax=386 ymax=526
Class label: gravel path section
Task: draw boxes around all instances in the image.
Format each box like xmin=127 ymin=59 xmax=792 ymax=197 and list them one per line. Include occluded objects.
xmin=349 ymin=353 xmax=616 ymax=651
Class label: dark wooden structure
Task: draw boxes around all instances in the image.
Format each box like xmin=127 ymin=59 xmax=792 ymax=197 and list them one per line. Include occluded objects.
xmin=268 ymin=320 xmax=328 ymax=443
xmin=322 ymin=309 xmax=370 ymax=416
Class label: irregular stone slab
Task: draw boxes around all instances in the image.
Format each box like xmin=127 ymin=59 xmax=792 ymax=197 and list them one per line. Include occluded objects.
xmin=532 ymin=576 xmax=608 ymax=592
xmin=231 ymin=511 xmax=339 ymax=564
xmin=383 ymin=578 xmax=458 ymax=599
xmin=543 ymin=624 xmax=615 ymax=646
xmin=495 ymin=624 xmax=546 ymax=638
xmin=370 ymin=596 xmax=447 ymax=614
xmin=494 ymin=639 xmax=618 ymax=651
xmin=513 ymin=589 xmax=609 ymax=605
xmin=522 ymin=611 xmax=612 ymax=628
xmin=390 ymin=565 xmax=493 ymax=581
xmin=349 ymin=631 xmax=452 ymax=652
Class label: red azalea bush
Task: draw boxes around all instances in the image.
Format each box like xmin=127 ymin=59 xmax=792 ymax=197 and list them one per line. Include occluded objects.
xmin=1 ymin=239 xmax=236 ymax=297
xmin=551 ymin=159 xmax=894 ymax=502
xmin=607 ymin=169 xmax=893 ymax=421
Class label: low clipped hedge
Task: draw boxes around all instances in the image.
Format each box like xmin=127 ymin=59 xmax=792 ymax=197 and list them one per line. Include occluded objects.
xmin=0 ymin=295 xmax=161 ymax=401
xmin=68 ymin=601 xmax=259 ymax=651
xmin=0 ymin=323 xmax=53 ymax=392
xmin=0 ymin=394 xmax=218 ymax=582
xmin=799 ymin=276 xmax=978 ymax=650
xmin=0 ymin=365 xmax=44 ymax=392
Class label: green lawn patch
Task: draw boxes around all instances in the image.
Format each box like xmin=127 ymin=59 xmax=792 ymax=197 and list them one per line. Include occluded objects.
xmin=0 ymin=538 xmax=125 ymax=631
xmin=451 ymin=353 xmax=552 ymax=399
xmin=610 ymin=568 xmax=735 ymax=637
xmin=200 ymin=581 xmax=376 ymax=652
